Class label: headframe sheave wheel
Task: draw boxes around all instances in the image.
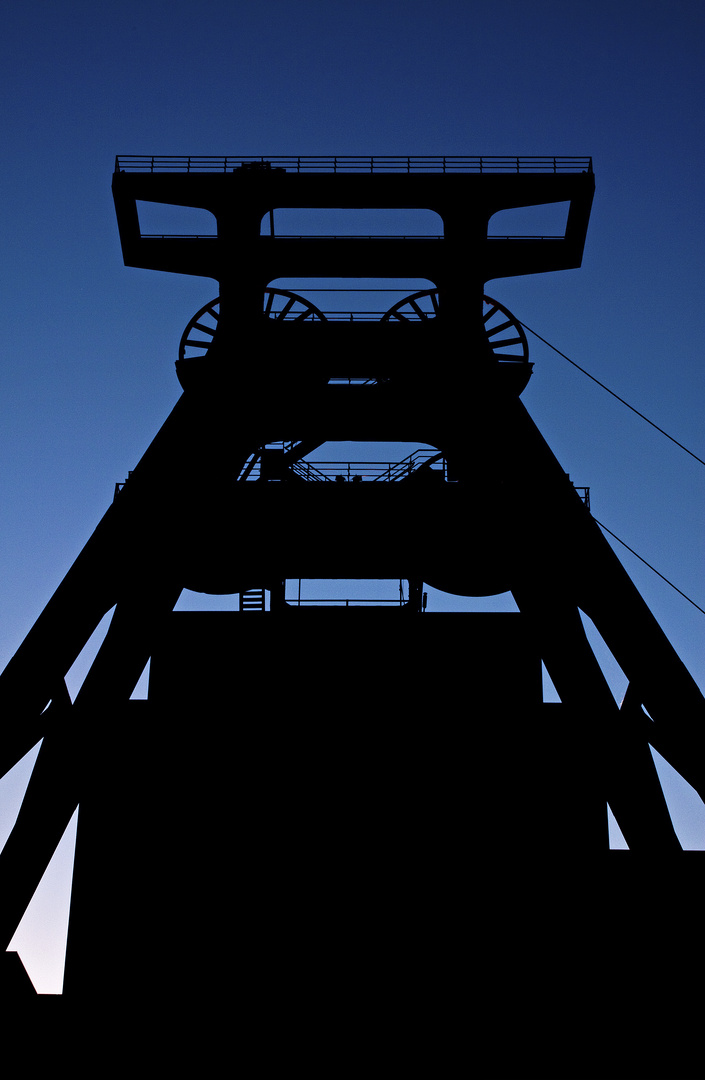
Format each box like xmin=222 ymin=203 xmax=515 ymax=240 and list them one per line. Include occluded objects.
xmin=179 ymin=290 xmax=328 ymax=362
xmin=381 ymin=289 xmax=529 ymax=363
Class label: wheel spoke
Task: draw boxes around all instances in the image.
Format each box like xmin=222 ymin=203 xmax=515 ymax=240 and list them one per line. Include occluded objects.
xmin=491 ymin=336 xmax=523 ymax=349
xmin=485 ymin=318 xmax=513 ymax=337
xmin=181 ymin=289 xmax=326 ymax=364
xmin=192 ymin=320 xmax=216 ymax=336
xmin=181 ymin=290 xmax=529 ymax=369
xmin=483 ymin=296 xmax=528 ymax=362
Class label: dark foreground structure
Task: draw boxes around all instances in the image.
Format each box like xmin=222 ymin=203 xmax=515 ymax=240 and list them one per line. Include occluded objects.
xmin=0 ymin=156 xmax=702 ymax=1076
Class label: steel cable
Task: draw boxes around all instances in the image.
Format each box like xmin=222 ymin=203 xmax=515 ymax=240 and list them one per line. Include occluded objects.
xmin=519 ymin=320 xmax=705 ymax=468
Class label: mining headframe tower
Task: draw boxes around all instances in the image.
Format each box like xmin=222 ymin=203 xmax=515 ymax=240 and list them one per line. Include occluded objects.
xmin=0 ymin=155 xmax=702 ymax=1076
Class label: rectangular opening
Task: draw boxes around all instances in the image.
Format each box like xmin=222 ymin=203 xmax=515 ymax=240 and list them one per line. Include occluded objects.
xmin=261 ymin=208 xmax=443 ymax=238
xmin=135 ymin=201 xmax=217 ymax=238
xmin=266 ymin=277 xmax=437 ymax=321
xmin=488 ymin=201 xmax=571 ymax=239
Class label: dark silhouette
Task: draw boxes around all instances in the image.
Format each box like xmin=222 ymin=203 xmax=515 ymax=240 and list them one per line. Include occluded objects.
xmin=0 ymin=156 xmax=701 ymax=1078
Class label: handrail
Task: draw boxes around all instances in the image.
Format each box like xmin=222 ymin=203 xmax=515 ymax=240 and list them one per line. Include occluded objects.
xmin=239 ymin=449 xmax=446 ymax=483
xmin=119 ymin=461 xmax=587 ymax=501
xmin=289 ymin=458 xmax=330 ymax=482
xmin=115 ymin=154 xmax=593 ymax=175
xmin=283 ymin=596 xmax=407 ymax=606
xmin=262 ymin=234 xmax=563 ymax=241
xmin=140 ymin=233 xmax=217 ymax=240
xmin=140 ymin=233 xmax=563 ymax=242
xmin=261 ymin=234 xmax=444 ymax=240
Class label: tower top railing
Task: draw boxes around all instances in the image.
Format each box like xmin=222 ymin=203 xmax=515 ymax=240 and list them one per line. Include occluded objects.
xmin=114 ymin=155 xmax=593 ymax=175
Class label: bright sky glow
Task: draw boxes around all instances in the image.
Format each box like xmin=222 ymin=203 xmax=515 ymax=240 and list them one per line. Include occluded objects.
xmin=1 ymin=0 xmax=703 ymax=993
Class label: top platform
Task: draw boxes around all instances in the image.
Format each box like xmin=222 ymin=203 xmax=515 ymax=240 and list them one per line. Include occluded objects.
xmin=115 ymin=155 xmax=593 ymax=175
xmin=112 ymin=155 xmax=595 ymax=287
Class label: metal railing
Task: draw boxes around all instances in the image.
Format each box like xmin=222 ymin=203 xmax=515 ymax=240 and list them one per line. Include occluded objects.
xmin=262 ymin=233 xmax=444 ymax=240
xmin=283 ymin=594 xmax=408 ymax=607
xmin=284 ymin=579 xmax=413 ymax=607
xmin=140 ymin=233 xmax=217 ymax=240
xmin=139 ymin=232 xmax=563 ymax=243
xmin=263 ymin=233 xmax=560 ymax=240
xmin=239 ymin=449 xmax=445 ymax=483
xmin=115 ymin=155 xmax=593 ymax=175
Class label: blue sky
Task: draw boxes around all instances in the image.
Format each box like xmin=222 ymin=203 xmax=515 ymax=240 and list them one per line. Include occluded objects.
xmin=1 ymin=0 xmax=704 ymax=992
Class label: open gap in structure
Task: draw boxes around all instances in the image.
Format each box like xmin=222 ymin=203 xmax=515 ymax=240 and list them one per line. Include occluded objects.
xmin=135 ymin=201 xmax=216 ymax=237
xmin=488 ymin=201 xmax=571 ymax=238
xmin=578 ymin=610 xmax=705 ymax=849
xmin=130 ymin=659 xmax=151 ymax=699
xmin=8 ymin=806 xmax=79 ymax=994
xmin=64 ymin=607 xmax=116 ymax=702
xmin=0 ymin=741 xmax=43 ymax=850
xmin=283 ymin=579 xmax=412 ymax=608
xmin=303 ymin=440 xmax=442 ymax=480
xmin=261 ymin=207 xmax=443 ymax=237
xmin=267 ymin=277 xmax=437 ymax=321
xmin=607 ymin=806 xmax=629 ymax=849
xmin=174 ymin=592 xmax=238 ymax=612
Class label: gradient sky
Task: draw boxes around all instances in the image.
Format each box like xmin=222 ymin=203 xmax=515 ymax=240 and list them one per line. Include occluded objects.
xmin=1 ymin=0 xmax=703 ymax=992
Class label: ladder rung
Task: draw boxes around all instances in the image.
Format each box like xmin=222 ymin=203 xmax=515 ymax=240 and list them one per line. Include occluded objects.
xmin=240 ymin=589 xmax=266 ymax=611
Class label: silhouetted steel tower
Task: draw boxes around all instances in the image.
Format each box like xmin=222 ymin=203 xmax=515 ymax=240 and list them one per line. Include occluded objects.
xmin=0 ymin=158 xmax=702 ymax=1072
